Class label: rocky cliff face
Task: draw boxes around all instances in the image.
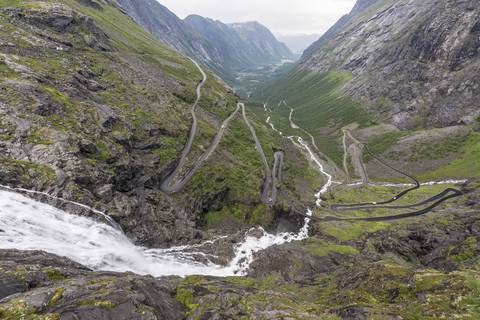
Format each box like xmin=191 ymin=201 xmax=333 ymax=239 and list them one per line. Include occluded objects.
xmin=185 ymin=16 xmax=295 ymax=69
xmin=300 ymin=0 xmax=480 ymax=129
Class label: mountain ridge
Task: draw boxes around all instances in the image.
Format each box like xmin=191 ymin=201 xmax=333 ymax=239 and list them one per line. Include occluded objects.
xmin=255 ymin=0 xmax=480 ymax=179
xmin=299 ymin=0 xmax=480 ymax=129
xmin=116 ymin=0 xmax=295 ymax=87
xmin=1 ymin=0 xmax=480 ymax=319
xmin=0 ymin=0 xmax=316 ymax=250
xmin=185 ymin=15 xmax=294 ymax=69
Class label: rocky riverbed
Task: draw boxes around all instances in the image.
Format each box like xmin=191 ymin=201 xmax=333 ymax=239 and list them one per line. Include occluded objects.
xmin=1 ymin=179 xmax=479 ymax=319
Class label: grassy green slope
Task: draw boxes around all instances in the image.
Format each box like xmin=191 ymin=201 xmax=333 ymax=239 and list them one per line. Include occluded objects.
xmin=0 ymin=0 xmax=321 ymax=233
xmin=254 ymin=66 xmax=480 ymax=183
xmin=252 ymin=67 xmax=371 ymax=165
xmin=252 ymin=0 xmax=480 ymax=183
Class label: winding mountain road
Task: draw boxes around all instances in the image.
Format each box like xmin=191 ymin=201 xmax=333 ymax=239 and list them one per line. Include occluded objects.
xmin=262 ymin=105 xmax=463 ymax=222
xmin=159 ymin=60 xmax=463 ymax=223
xmin=331 ymin=142 xmax=421 ymax=210
xmin=337 ymin=129 xmax=369 ymax=193
xmin=159 ymin=60 xmax=239 ymax=193
xmin=326 ymin=137 xmax=462 ymax=221
xmin=159 ymin=60 xmax=277 ymax=201
xmin=314 ymin=188 xmax=463 ymax=222
xmin=242 ymin=104 xmax=277 ymax=204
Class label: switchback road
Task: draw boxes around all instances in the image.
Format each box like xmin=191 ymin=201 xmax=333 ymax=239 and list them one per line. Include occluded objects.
xmin=159 ymin=61 xmax=463 ymax=223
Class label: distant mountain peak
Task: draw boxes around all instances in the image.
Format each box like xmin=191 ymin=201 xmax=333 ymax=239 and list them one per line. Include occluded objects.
xmin=118 ymin=0 xmax=295 ymax=86
xmin=266 ymin=0 xmax=480 ymax=131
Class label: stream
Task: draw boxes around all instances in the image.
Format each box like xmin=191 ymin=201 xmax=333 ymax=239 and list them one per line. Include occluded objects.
xmin=0 ymin=185 xmax=315 ymax=277
xmin=0 ymin=63 xmax=464 ymax=277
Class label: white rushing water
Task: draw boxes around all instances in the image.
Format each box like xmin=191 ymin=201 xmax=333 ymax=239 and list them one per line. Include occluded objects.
xmin=0 ymin=101 xmax=328 ymax=278
xmin=0 ymin=187 xmax=314 ymax=277
xmin=293 ymin=137 xmax=333 ymax=206
xmin=0 ymin=185 xmax=120 ymax=229
xmin=265 ymin=116 xmax=332 ymax=206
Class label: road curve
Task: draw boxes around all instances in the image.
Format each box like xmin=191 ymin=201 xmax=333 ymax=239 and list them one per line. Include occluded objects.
xmin=331 ymin=143 xmax=420 ymax=210
xmin=325 ymin=143 xmax=462 ymax=222
xmin=159 ymin=62 xmax=462 ymax=223
xmin=313 ymin=188 xmax=462 ymax=222
xmin=241 ymin=104 xmax=277 ymax=204
xmin=336 ymin=143 xmax=369 ymax=193
xmin=160 ymin=60 xmax=239 ymax=193
xmin=157 ymin=64 xmax=277 ymax=203
xmin=263 ymin=104 xmax=463 ymax=222
xmin=336 ymin=129 xmax=369 ymax=193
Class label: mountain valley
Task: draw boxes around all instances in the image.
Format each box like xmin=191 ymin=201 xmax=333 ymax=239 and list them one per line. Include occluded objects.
xmin=116 ymin=0 xmax=297 ymax=95
xmin=0 ymin=0 xmax=479 ymax=319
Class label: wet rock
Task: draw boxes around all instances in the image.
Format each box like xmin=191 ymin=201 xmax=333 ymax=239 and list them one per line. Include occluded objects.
xmin=78 ymin=139 xmax=101 ymax=155
xmin=0 ymin=250 xmax=187 ymax=319
xmin=247 ymin=244 xmax=339 ymax=282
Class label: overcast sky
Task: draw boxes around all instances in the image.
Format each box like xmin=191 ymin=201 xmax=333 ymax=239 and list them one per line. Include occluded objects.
xmin=157 ymin=0 xmax=357 ymax=36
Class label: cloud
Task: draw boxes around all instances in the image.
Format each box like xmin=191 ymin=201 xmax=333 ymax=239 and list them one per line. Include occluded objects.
xmin=158 ymin=0 xmax=357 ymax=35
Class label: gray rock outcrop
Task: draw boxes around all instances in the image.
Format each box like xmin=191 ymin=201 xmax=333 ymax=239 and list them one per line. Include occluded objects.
xmin=300 ymin=0 xmax=480 ymax=129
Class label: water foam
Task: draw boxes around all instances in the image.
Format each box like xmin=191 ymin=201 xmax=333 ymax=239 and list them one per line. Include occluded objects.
xmin=0 ymin=188 xmax=314 ymax=277
xmin=266 ymin=117 xmax=332 ymax=206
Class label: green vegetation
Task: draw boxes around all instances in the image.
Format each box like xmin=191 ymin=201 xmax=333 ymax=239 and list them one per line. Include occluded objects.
xmin=26 ymin=132 xmax=51 ymax=145
xmin=187 ymin=107 xmax=281 ymax=227
xmin=449 ymin=242 xmax=478 ymax=262
xmin=5 ymin=270 xmax=26 ymax=283
xmin=316 ymin=182 xmax=461 ymax=222
xmin=75 ymin=299 xmax=115 ymax=308
xmin=0 ymin=0 xmax=328 ymax=236
xmin=1 ymin=0 xmax=479 ymax=319
xmin=175 ymin=284 xmax=198 ymax=311
xmin=418 ymin=130 xmax=480 ymax=179
xmin=358 ymin=124 xmax=477 ymax=181
xmin=14 ymin=161 xmax=56 ymax=188
xmin=62 ymin=0 xmax=180 ymax=58
xmin=0 ymin=299 xmax=60 ymax=320
xmin=363 ymin=130 xmax=409 ymax=161
xmin=251 ymin=68 xmax=371 ymax=165
xmin=90 ymin=277 xmax=119 ymax=284
xmin=300 ymin=237 xmax=360 ymax=256
xmin=407 ymin=132 xmax=468 ymax=162
xmin=136 ymin=305 xmax=160 ymax=317
xmin=234 ymin=60 xmax=296 ymax=97
xmin=0 ymin=0 xmax=53 ymax=9
xmin=45 ymin=268 xmax=64 ymax=281
xmin=48 ymin=288 xmax=66 ymax=307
